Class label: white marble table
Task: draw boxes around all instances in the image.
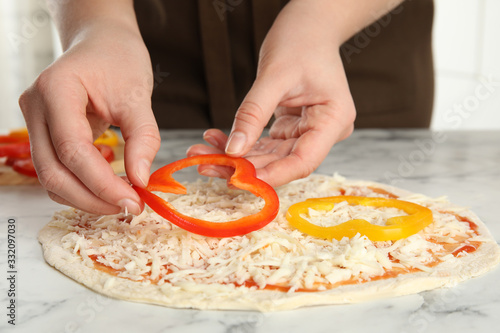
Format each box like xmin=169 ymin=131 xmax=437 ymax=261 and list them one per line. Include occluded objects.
xmin=1 ymin=129 xmax=499 ymax=333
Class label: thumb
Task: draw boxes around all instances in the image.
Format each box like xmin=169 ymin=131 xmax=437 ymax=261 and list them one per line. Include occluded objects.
xmin=225 ymin=76 xmax=282 ymax=157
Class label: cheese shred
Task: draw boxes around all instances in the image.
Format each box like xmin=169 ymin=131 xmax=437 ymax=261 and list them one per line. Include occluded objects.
xmin=50 ymin=176 xmax=479 ymax=291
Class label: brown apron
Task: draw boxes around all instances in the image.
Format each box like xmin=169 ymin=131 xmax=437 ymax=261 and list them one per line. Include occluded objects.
xmin=134 ymin=0 xmax=434 ymax=129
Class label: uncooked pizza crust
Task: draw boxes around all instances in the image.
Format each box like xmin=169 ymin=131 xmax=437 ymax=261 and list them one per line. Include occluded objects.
xmin=38 ymin=175 xmax=500 ymax=311
xmin=0 ymin=165 xmax=39 ymax=185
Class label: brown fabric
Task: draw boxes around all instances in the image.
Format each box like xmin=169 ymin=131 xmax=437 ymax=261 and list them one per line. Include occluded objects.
xmin=342 ymin=0 xmax=435 ymax=128
xmin=134 ymin=0 xmax=434 ymax=130
xmin=133 ymin=1 xmax=208 ymax=128
xmin=197 ymin=0 xmax=237 ymax=127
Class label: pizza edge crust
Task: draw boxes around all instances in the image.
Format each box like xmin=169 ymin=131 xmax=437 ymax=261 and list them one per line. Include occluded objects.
xmin=37 ymin=178 xmax=500 ymax=311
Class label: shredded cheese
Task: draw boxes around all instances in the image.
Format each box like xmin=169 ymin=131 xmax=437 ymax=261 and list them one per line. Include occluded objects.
xmin=49 ymin=175 xmax=479 ymax=291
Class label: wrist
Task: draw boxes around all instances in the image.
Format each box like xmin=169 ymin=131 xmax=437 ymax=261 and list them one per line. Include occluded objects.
xmin=64 ymin=18 xmax=143 ymax=51
xmin=273 ymin=0 xmax=346 ymax=52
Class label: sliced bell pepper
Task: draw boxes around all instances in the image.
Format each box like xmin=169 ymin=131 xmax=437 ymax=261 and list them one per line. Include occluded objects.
xmin=93 ymin=129 xmax=119 ymax=147
xmin=0 ymin=142 xmax=31 ymax=159
xmin=132 ymin=154 xmax=279 ymax=238
xmin=286 ymin=196 xmax=433 ymax=241
xmin=94 ymin=144 xmax=115 ymax=163
xmin=1 ymin=128 xmax=30 ymax=158
xmin=0 ymin=128 xmax=29 ymax=143
xmin=2 ymin=143 xmax=114 ymax=179
xmin=11 ymin=158 xmax=37 ymax=178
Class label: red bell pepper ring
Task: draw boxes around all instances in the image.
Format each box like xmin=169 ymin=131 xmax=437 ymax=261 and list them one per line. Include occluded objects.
xmin=132 ymin=154 xmax=280 ymax=238
xmin=2 ymin=143 xmax=113 ymax=179
xmin=11 ymin=158 xmax=37 ymax=178
xmin=94 ymin=144 xmax=115 ymax=163
xmin=0 ymin=141 xmax=31 ymax=159
xmin=0 ymin=136 xmax=28 ymax=144
xmin=0 ymin=128 xmax=29 ymax=143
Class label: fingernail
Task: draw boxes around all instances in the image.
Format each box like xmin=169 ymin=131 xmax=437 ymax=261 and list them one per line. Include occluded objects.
xmin=225 ymin=131 xmax=246 ymax=155
xmin=200 ymin=168 xmax=222 ymax=178
xmin=137 ymin=159 xmax=150 ymax=187
xmin=118 ymin=198 xmax=141 ymax=216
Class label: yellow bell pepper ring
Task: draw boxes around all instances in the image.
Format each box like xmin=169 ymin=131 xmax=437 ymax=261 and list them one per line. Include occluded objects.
xmin=94 ymin=129 xmax=119 ymax=147
xmin=8 ymin=128 xmax=30 ymax=140
xmin=286 ymin=196 xmax=433 ymax=241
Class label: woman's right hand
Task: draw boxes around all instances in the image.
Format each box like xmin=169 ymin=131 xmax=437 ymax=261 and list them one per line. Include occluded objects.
xmin=19 ymin=20 xmax=160 ymax=215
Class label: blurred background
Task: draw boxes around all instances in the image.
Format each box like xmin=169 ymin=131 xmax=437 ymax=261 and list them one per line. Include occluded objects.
xmin=1 ymin=0 xmax=499 ymax=130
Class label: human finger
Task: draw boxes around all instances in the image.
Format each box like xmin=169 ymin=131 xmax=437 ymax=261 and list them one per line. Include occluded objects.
xmin=202 ymin=129 xmax=228 ymax=150
xmin=24 ymin=112 xmax=127 ymax=214
xmin=186 ymin=144 xmax=234 ymax=179
xmin=117 ymin=106 xmax=161 ymax=189
xmin=255 ymin=105 xmax=354 ymax=187
xmin=225 ymin=76 xmax=283 ymax=157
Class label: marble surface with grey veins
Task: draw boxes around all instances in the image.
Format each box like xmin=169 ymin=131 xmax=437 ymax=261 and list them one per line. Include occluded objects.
xmin=1 ymin=129 xmax=499 ymax=333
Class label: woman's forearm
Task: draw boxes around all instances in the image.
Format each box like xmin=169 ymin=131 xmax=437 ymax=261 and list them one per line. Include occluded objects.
xmin=45 ymin=0 xmax=140 ymax=50
xmin=287 ymin=0 xmax=405 ymax=47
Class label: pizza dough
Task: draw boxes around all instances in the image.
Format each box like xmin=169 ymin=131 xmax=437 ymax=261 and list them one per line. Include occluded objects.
xmin=38 ymin=174 xmax=500 ymax=311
